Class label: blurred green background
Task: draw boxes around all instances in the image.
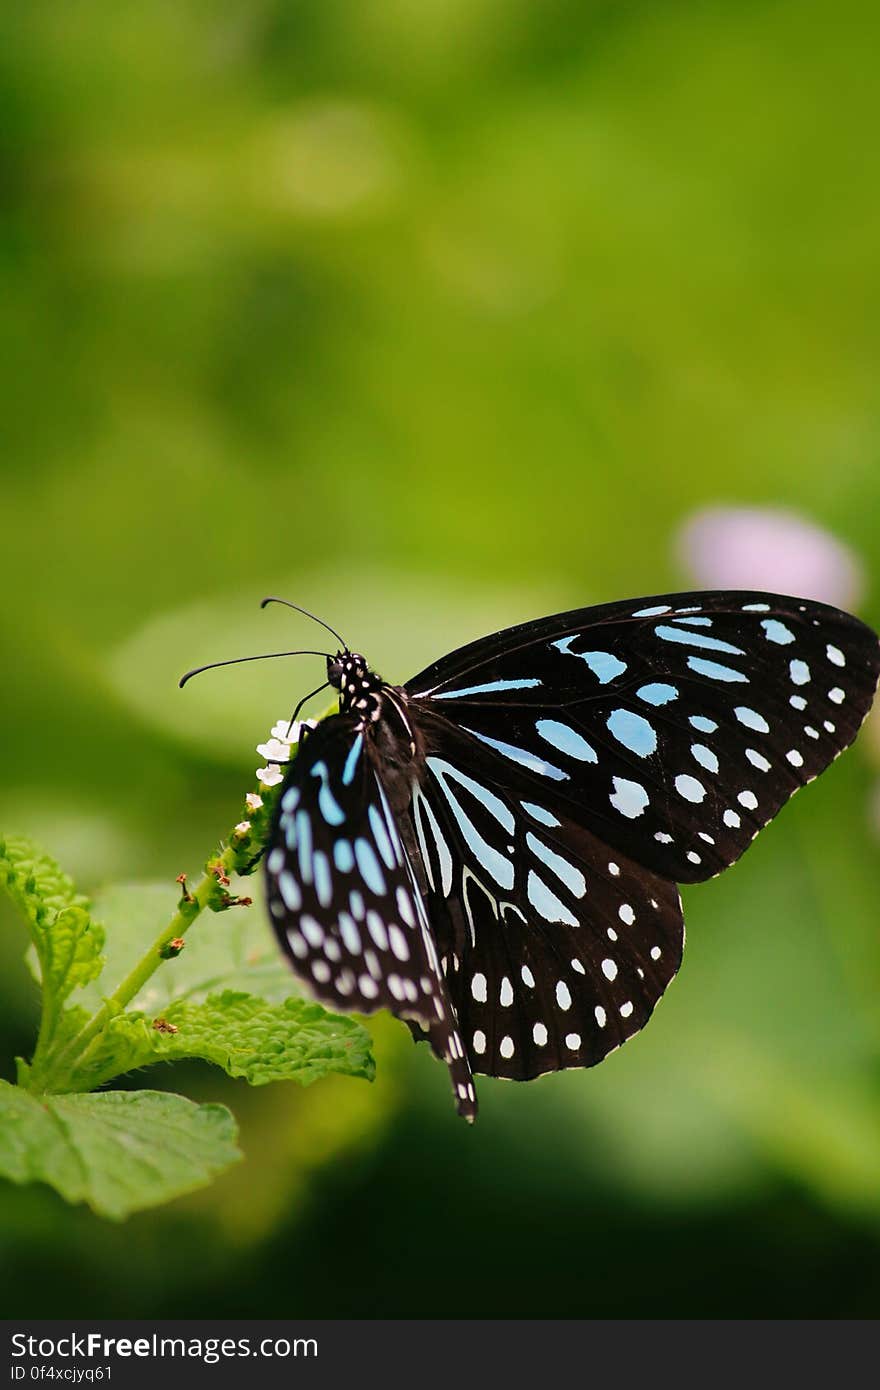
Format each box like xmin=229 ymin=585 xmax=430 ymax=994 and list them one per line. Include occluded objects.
xmin=2 ymin=0 xmax=880 ymax=1317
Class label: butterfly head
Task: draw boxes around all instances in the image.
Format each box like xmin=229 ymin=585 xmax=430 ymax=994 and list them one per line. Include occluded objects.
xmin=327 ymin=650 xmax=385 ymax=719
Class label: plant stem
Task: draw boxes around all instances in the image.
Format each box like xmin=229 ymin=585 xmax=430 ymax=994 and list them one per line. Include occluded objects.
xmin=30 ymin=947 xmax=60 ymax=1077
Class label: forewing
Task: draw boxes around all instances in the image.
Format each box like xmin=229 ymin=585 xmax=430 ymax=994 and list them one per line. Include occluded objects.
xmin=406 ymin=591 xmax=880 ymax=882
xmin=407 ymin=717 xmax=684 ymax=1079
xmin=265 ymin=714 xmax=476 ymax=1118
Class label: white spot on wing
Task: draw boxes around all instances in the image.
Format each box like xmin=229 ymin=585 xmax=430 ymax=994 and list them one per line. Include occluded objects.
xmin=735 ymin=707 xmax=770 ymax=733
xmin=675 ymin=774 xmax=706 ymax=803
xmin=790 ymin=659 xmax=811 ymax=686
xmin=609 ymin=777 xmax=650 ymax=818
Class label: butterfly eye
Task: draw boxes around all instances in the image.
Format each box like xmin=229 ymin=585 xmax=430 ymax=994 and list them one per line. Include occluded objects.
xmin=326 ymin=657 xmax=345 ymax=687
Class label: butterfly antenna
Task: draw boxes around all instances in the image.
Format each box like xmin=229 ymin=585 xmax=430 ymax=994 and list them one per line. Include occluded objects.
xmin=260 ymin=597 xmax=350 ymax=652
xmin=179 ymin=650 xmax=333 ymax=689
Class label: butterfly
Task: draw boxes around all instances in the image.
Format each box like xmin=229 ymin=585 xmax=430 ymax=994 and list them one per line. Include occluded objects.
xmin=225 ymin=591 xmax=879 ymax=1122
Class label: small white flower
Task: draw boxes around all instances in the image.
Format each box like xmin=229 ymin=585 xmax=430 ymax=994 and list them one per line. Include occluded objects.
xmin=245 ymin=792 xmax=263 ymax=811
xmin=233 ymin=821 xmax=251 ymax=837
xmin=256 ymin=765 xmax=284 ymax=787
xmin=270 ymin=717 xmax=319 ymax=744
xmin=256 ymin=737 xmax=290 ymax=762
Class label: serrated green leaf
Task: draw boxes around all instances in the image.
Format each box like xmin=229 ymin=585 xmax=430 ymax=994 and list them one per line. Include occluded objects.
xmin=1 ymin=834 xmax=105 ymax=1001
xmin=1 ymin=834 xmax=106 ymax=1063
xmin=0 ymin=833 xmax=89 ymax=925
xmin=0 ymin=1080 xmax=241 ymax=1219
xmin=158 ymin=990 xmax=376 ymax=1085
xmin=38 ymin=906 xmax=106 ymax=1005
xmin=78 ymin=882 xmax=298 ymax=1011
xmin=77 ymin=991 xmax=375 ymax=1090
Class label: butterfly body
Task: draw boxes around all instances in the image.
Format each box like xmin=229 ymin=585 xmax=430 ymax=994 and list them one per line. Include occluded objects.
xmin=325 ymin=653 xmax=422 ymax=815
xmin=264 ymin=591 xmax=880 ymax=1120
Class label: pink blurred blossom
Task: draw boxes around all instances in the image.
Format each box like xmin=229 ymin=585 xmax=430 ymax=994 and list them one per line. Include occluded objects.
xmin=676 ymin=506 xmax=864 ymax=609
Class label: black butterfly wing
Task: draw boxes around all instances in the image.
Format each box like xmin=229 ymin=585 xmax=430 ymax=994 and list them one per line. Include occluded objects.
xmin=406 ymin=714 xmax=684 ymax=1078
xmin=406 ymin=591 xmax=880 ymax=884
xmin=263 ymin=589 xmax=878 ymax=1111
xmin=264 ymin=714 xmax=477 ymax=1119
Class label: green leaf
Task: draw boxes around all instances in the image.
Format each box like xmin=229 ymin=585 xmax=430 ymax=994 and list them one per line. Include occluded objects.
xmin=1 ymin=834 xmax=105 ymax=1067
xmin=0 ymin=1080 xmax=241 ymax=1220
xmin=1 ymin=834 xmax=105 ymax=1001
xmin=0 ymin=833 xmax=89 ymax=924
xmin=37 ymin=906 xmax=106 ymax=1006
xmin=77 ymin=991 xmax=375 ymax=1090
